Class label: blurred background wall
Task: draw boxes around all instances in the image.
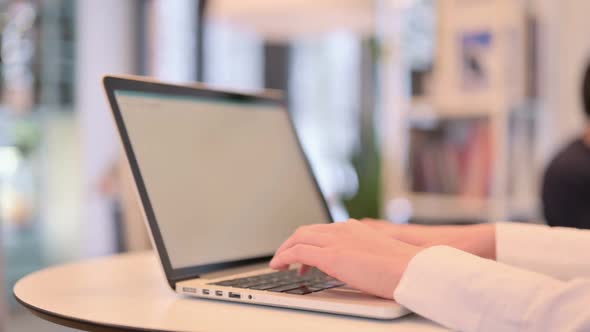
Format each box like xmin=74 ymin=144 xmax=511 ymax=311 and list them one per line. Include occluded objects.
xmin=1 ymin=0 xmax=590 ymax=330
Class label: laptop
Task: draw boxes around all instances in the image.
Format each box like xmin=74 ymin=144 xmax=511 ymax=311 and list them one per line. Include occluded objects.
xmin=102 ymin=75 xmax=410 ymax=320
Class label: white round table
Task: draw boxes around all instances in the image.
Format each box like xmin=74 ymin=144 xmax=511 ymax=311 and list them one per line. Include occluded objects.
xmin=14 ymin=251 xmax=448 ymax=332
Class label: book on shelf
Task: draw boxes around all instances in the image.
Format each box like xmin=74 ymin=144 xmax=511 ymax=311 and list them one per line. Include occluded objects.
xmin=408 ymin=116 xmax=492 ymax=198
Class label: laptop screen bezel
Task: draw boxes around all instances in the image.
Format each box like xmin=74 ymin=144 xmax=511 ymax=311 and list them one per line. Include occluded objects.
xmin=102 ymin=75 xmax=333 ymax=289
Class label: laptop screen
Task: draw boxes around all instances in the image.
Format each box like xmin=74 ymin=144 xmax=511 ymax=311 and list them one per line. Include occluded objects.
xmin=114 ymin=90 xmax=330 ymax=269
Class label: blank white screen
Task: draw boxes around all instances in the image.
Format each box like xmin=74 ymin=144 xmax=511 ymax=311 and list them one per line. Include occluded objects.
xmin=115 ymin=91 xmax=330 ymax=269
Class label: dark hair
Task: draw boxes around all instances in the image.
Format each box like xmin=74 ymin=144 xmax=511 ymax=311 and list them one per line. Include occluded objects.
xmin=584 ymin=62 xmax=590 ymax=118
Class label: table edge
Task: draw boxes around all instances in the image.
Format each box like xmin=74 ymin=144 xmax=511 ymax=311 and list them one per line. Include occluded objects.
xmin=13 ymin=290 xmax=177 ymax=332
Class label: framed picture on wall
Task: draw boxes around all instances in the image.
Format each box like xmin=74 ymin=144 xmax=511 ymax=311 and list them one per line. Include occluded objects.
xmin=459 ymin=31 xmax=493 ymax=92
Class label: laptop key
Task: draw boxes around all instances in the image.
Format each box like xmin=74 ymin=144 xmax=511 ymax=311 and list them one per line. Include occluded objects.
xmin=310 ymin=281 xmax=343 ymax=290
xmin=249 ymin=282 xmax=291 ymax=291
xmin=285 ymin=286 xmax=313 ymax=295
xmin=247 ymin=284 xmax=275 ymax=291
xmin=212 ymin=279 xmax=239 ymax=286
xmin=267 ymin=283 xmax=306 ymax=293
xmin=235 ymin=280 xmax=265 ymax=288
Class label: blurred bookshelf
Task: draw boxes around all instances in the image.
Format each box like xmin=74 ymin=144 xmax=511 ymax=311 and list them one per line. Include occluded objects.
xmin=407 ymin=193 xmax=491 ymax=224
xmin=382 ymin=0 xmax=540 ymax=225
xmin=397 ymin=104 xmax=539 ymax=224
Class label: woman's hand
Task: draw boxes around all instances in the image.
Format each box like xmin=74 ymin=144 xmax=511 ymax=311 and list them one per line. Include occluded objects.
xmin=361 ymin=219 xmax=496 ymax=260
xmin=269 ymin=219 xmax=423 ymax=300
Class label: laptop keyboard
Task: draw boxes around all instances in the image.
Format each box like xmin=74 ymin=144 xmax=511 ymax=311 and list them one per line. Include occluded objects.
xmin=209 ymin=269 xmax=345 ymax=295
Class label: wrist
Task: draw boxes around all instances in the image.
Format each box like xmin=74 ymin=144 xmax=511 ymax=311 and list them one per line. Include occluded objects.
xmin=386 ymin=243 xmax=425 ymax=300
xmin=463 ymin=223 xmax=496 ymax=260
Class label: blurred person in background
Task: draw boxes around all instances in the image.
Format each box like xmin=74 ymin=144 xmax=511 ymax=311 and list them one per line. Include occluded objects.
xmin=542 ymin=62 xmax=590 ymax=229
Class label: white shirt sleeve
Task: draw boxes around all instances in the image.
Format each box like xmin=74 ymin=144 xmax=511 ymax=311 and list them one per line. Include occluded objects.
xmin=496 ymin=222 xmax=590 ymax=279
xmin=394 ymin=245 xmax=590 ymax=332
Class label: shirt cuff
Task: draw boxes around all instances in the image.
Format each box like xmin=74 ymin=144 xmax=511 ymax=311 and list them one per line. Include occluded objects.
xmin=394 ymin=245 xmax=558 ymax=332
xmin=496 ymin=222 xmax=549 ymax=266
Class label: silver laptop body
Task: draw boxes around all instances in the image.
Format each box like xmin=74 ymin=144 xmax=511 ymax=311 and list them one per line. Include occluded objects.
xmin=103 ymin=75 xmax=409 ymax=320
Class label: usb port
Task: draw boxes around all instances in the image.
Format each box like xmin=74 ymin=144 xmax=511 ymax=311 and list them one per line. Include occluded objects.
xmin=202 ymin=289 xmax=210 ymax=295
xmin=229 ymin=292 xmax=241 ymax=299
xmin=215 ymin=290 xmax=223 ymax=297
xmin=182 ymin=287 xmax=196 ymax=293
